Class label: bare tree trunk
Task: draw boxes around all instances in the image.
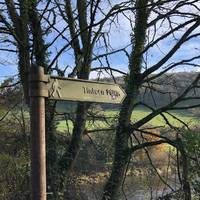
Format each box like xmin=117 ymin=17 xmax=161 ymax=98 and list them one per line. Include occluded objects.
xmin=5 ymin=0 xmax=30 ymax=103
xmin=102 ymin=0 xmax=149 ymax=199
xmin=18 ymin=0 xmax=30 ymax=104
xmin=58 ymin=101 xmax=88 ymax=173
xmin=178 ymin=139 xmax=191 ymax=200
xmin=46 ymin=1 xmax=93 ymax=197
xmin=28 ymin=1 xmax=47 ymax=68
xmin=102 ymin=127 xmax=130 ymax=200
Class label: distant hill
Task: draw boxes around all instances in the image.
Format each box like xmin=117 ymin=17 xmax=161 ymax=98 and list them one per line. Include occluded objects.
xmin=139 ymin=72 xmax=200 ymax=108
xmin=56 ymin=72 xmax=200 ymax=112
xmin=100 ymin=72 xmax=200 ymax=108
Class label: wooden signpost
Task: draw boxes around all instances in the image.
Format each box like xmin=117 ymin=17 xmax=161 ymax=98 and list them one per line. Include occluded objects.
xmin=29 ymin=66 xmax=126 ymax=200
xmin=48 ymin=76 xmax=126 ymax=103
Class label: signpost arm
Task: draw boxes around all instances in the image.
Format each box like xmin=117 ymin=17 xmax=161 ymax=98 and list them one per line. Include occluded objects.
xmin=29 ymin=66 xmax=49 ymax=200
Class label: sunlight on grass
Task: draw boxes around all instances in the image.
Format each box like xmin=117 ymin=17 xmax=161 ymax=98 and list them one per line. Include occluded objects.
xmin=57 ymin=108 xmax=199 ymax=132
xmin=131 ymin=109 xmax=199 ymax=127
xmin=57 ymin=118 xmax=111 ymax=133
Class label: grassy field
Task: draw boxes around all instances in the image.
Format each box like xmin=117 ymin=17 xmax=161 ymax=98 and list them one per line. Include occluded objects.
xmin=57 ymin=107 xmax=199 ymax=132
xmin=131 ymin=108 xmax=199 ymax=126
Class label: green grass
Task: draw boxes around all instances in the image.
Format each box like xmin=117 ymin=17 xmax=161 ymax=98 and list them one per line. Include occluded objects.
xmin=57 ymin=108 xmax=199 ymax=132
xmin=131 ymin=108 xmax=199 ymax=127
xmin=57 ymin=119 xmax=110 ymax=132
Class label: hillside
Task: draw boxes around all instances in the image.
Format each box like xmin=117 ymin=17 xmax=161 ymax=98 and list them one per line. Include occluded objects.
xmin=56 ymin=72 xmax=200 ymax=112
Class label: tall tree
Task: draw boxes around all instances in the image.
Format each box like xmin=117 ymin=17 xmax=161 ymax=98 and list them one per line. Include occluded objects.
xmin=2 ymin=0 xmax=30 ymax=103
xmin=54 ymin=0 xmax=124 ymax=195
xmin=102 ymin=0 xmax=149 ymax=198
xmin=102 ymin=0 xmax=200 ymax=199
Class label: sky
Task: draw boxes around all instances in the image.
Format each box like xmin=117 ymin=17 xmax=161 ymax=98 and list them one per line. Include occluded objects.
xmin=0 ymin=0 xmax=200 ymax=83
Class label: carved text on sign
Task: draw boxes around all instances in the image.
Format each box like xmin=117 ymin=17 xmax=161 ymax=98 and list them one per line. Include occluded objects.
xmin=82 ymin=86 xmax=120 ymax=100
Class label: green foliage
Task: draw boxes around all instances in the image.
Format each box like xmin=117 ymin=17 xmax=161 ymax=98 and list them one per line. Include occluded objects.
xmin=0 ymin=153 xmax=30 ymax=200
xmin=0 ymin=80 xmax=30 ymax=199
xmin=182 ymin=129 xmax=200 ymax=198
xmin=91 ymin=130 xmax=115 ymax=164
xmin=0 ymin=117 xmax=30 ymax=200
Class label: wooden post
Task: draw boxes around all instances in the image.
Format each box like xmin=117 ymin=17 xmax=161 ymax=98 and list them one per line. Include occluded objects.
xmin=29 ymin=66 xmax=49 ymax=200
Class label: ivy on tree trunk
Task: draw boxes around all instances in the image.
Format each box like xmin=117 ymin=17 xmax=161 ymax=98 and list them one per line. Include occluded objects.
xmin=102 ymin=0 xmax=149 ymax=199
